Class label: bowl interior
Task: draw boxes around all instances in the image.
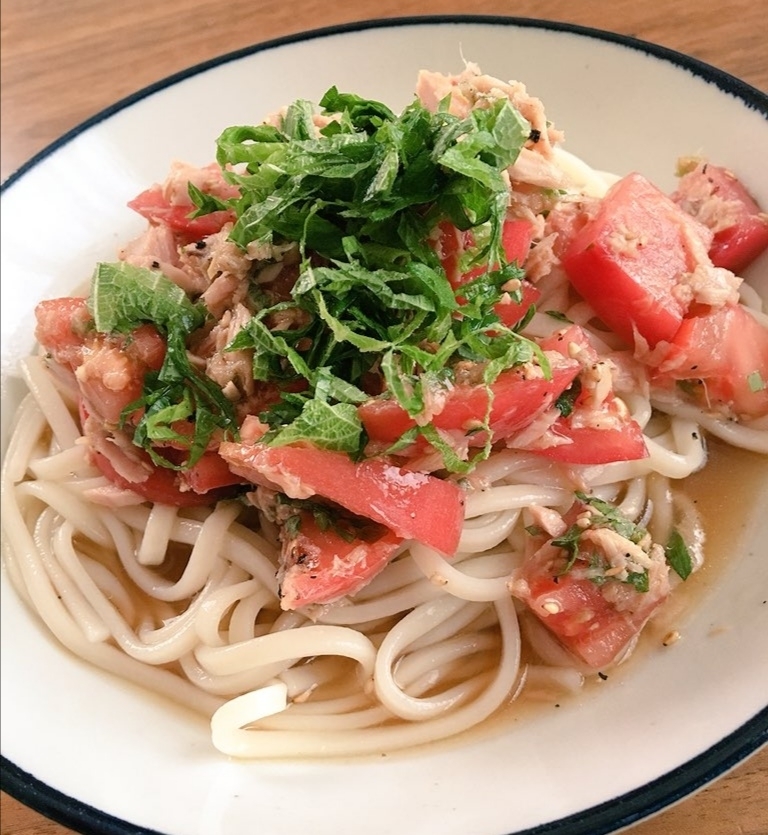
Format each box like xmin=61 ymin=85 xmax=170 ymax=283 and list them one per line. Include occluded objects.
xmin=1 ymin=17 xmax=767 ymax=835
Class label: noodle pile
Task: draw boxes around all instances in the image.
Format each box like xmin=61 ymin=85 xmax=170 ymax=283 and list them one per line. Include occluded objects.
xmin=3 ymin=316 xmax=738 ymax=758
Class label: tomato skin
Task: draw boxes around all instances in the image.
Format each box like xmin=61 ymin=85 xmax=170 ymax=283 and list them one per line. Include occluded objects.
xmin=128 ymin=186 xmax=236 ymax=241
xmin=358 ymin=353 xmax=580 ymax=446
xmin=673 ymin=163 xmax=768 ymax=274
xmin=654 ymin=303 xmax=768 ymax=419
xmin=562 ymin=173 xmax=710 ymax=348
xmin=217 ymin=441 xmax=465 ymax=556
xmin=278 ymin=511 xmax=403 ymax=610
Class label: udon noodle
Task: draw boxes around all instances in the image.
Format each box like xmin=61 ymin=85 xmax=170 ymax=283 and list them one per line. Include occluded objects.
xmin=2 ymin=65 xmax=767 ymax=759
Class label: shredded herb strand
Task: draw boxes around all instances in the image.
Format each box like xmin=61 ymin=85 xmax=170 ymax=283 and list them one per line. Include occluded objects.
xmin=207 ymin=89 xmax=541 ymax=467
xmin=91 ymin=88 xmax=542 ymax=470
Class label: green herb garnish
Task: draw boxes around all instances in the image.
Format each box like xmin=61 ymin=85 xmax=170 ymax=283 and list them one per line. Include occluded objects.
xmin=88 ymin=262 xmax=238 ymax=468
xmin=195 ymin=87 xmax=542 ymax=470
xmin=550 ymin=492 xmax=651 ymax=589
xmin=665 ymin=528 xmax=693 ymax=580
xmin=747 ymin=371 xmax=766 ymax=393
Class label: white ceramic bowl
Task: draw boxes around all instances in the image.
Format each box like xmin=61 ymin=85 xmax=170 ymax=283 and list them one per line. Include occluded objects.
xmin=2 ymin=16 xmax=767 ymax=835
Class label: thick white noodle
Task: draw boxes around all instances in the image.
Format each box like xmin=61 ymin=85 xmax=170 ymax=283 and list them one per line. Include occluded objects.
xmin=19 ymin=356 xmax=81 ymax=451
xmin=409 ymin=545 xmax=515 ymax=603
xmin=652 ymin=393 xmax=768 ymax=455
xmin=209 ymin=597 xmax=520 ymax=758
xmin=138 ymin=504 xmax=181 ymax=566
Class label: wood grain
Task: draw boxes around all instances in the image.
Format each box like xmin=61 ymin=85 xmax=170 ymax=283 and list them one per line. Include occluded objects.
xmin=1 ymin=0 xmax=766 ymax=833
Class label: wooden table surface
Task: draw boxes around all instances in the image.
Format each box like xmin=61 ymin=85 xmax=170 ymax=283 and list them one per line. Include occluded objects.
xmin=1 ymin=0 xmax=766 ymax=833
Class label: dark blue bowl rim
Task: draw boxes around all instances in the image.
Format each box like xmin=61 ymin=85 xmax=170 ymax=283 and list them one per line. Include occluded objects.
xmin=1 ymin=14 xmax=767 ymax=835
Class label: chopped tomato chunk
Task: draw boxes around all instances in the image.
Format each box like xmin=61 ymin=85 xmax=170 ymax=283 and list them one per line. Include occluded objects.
xmin=562 ymin=173 xmax=712 ymax=348
xmin=217 ymin=441 xmax=465 ymax=556
xmin=501 ymin=217 xmax=536 ymax=266
xmin=35 ymin=298 xmax=166 ymax=425
xmin=437 ymin=217 xmax=534 ymax=288
xmin=515 ymin=570 xmax=661 ymax=669
xmin=511 ymin=501 xmax=670 ymax=669
xmin=436 ymin=218 xmax=537 ymax=325
xmin=127 ymin=163 xmax=240 ymax=241
xmin=435 ymin=221 xmax=472 ymax=289
xmin=524 ymin=325 xmax=649 ymax=464
xmin=278 ymin=511 xmax=403 ymax=610
xmin=34 ymin=297 xmax=92 ymax=369
xmin=128 ymin=186 xmax=236 ymax=241
xmin=181 ymin=451 xmax=249 ymax=494
xmin=494 ymin=280 xmax=542 ymax=328
xmin=524 ymin=397 xmax=648 ymax=464
xmin=672 ymin=162 xmax=768 ymax=274
xmin=654 ymin=303 xmax=768 ymax=419
xmin=358 ymin=352 xmax=580 ymax=446
xmin=79 ymin=399 xmax=238 ymax=505
xmin=89 ymin=444 xmax=234 ymax=507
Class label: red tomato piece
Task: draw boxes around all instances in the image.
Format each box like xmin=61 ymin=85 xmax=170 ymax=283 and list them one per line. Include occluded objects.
xmin=180 ymin=451 xmax=249 ymax=494
xmin=79 ymin=398 xmax=237 ymax=505
xmin=522 ymin=324 xmax=649 ymax=464
xmin=358 ymin=353 xmax=580 ymax=446
xmin=278 ymin=510 xmax=403 ymax=610
xmin=35 ymin=299 xmax=167 ymax=425
xmin=435 ymin=221 xmax=473 ymax=289
xmin=217 ymin=442 xmax=465 ymax=556
xmin=125 ymin=324 xmax=167 ymax=371
xmin=501 ymin=217 xmax=536 ymax=265
xmin=435 ymin=219 xmax=539 ymax=328
xmin=494 ymin=280 xmax=542 ymax=328
xmin=128 ymin=186 xmax=236 ymax=241
xmin=654 ymin=303 xmax=768 ymax=419
xmin=515 ymin=570 xmax=660 ymax=669
xmin=486 ymin=356 xmax=581 ymax=438
xmin=543 ymin=199 xmax=598 ymax=261
xmin=562 ymin=173 xmax=712 ymax=348
xmin=526 ymin=397 xmax=648 ymax=464
xmin=512 ymin=511 xmax=669 ymax=669
xmin=34 ymin=297 xmax=92 ymax=369
xmin=672 ymin=162 xmax=768 ymax=274
xmin=437 ymin=218 xmax=534 ymax=285
xmin=89 ymin=445 xmax=232 ymax=507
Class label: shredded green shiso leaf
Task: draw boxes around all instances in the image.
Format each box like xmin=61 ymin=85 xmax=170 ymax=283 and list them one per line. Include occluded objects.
xmin=89 ymin=87 xmax=546 ymax=471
